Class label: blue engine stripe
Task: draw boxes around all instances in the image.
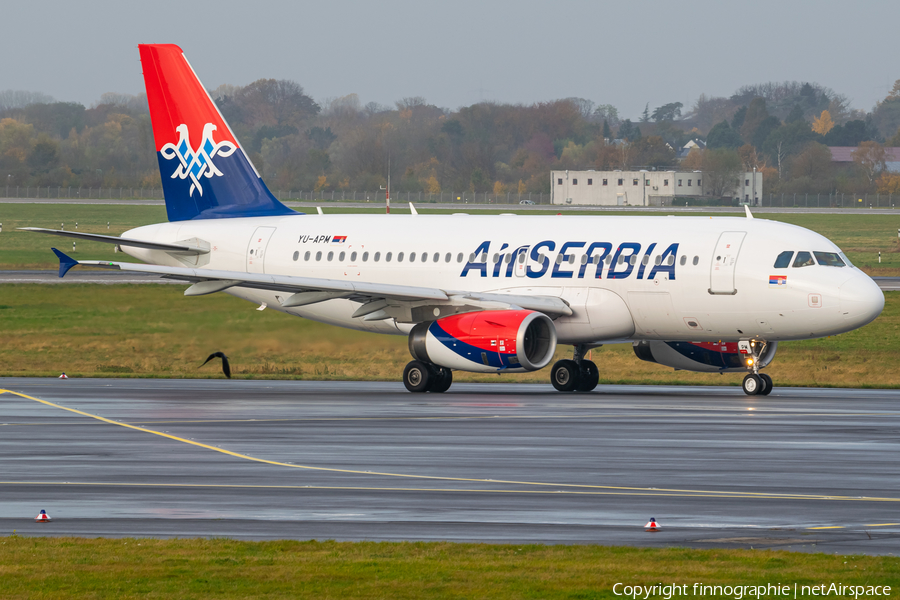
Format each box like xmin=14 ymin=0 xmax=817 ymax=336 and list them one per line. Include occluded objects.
xmin=429 ymin=321 xmax=518 ymax=369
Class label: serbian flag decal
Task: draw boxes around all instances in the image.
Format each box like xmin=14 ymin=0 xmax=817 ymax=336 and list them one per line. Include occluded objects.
xmin=769 ymin=275 xmax=787 ymax=286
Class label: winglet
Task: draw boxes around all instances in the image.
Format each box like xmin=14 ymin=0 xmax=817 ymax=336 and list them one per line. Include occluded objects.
xmin=51 ymin=247 xmax=79 ymax=278
xmin=744 ymin=205 xmax=754 ymax=219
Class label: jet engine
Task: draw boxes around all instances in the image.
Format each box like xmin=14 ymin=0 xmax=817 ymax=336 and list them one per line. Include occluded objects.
xmin=633 ymin=341 xmax=778 ymax=373
xmin=409 ymin=310 xmax=557 ymax=373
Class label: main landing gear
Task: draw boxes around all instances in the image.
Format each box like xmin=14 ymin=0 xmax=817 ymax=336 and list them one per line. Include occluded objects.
xmin=403 ymin=360 xmax=453 ymax=393
xmin=550 ymin=344 xmax=600 ymax=393
xmin=741 ymin=340 xmax=773 ymax=396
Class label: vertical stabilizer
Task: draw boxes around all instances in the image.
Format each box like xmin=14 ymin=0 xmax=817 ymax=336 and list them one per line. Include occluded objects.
xmin=139 ymin=44 xmax=296 ymax=221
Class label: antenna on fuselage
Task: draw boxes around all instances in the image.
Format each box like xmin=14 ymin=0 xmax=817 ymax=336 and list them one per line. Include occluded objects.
xmin=744 ymin=205 xmax=754 ymax=219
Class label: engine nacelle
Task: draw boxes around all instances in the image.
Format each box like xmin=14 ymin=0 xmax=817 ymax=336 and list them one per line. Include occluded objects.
xmin=633 ymin=341 xmax=778 ymax=373
xmin=409 ymin=310 xmax=557 ymax=373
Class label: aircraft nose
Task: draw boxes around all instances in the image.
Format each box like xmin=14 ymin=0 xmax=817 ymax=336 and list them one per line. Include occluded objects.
xmin=839 ymin=271 xmax=885 ymax=329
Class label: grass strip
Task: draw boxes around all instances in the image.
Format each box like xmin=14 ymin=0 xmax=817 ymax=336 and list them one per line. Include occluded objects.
xmin=2 ymin=203 xmax=899 ymax=273
xmin=1 ymin=537 xmax=898 ymax=599
xmin=1 ymin=284 xmax=898 ymax=387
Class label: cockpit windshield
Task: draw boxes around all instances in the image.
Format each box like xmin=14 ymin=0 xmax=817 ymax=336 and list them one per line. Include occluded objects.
xmin=813 ymin=251 xmax=845 ymax=267
xmin=774 ymin=250 xmax=847 ymax=268
xmin=792 ymin=251 xmax=815 ymax=268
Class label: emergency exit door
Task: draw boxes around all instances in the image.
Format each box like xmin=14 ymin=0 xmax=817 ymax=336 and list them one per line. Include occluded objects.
xmin=709 ymin=231 xmax=746 ymax=295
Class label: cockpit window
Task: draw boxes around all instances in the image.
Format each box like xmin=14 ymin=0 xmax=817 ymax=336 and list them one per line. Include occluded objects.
xmin=814 ymin=251 xmax=845 ymax=267
xmin=839 ymin=252 xmax=854 ymax=268
xmin=792 ymin=251 xmax=815 ymax=268
xmin=773 ymin=251 xmax=793 ymax=269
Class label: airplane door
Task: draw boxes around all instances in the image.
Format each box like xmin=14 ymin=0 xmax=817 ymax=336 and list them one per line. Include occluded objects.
xmin=709 ymin=231 xmax=746 ymax=295
xmin=247 ymin=226 xmax=276 ymax=273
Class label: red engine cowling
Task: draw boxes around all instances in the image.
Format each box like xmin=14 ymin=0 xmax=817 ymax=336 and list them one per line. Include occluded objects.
xmin=633 ymin=341 xmax=778 ymax=373
xmin=409 ymin=310 xmax=557 ymax=373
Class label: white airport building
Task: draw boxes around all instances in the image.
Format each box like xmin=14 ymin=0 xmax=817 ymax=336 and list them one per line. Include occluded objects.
xmin=550 ymin=170 xmax=763 ymax=206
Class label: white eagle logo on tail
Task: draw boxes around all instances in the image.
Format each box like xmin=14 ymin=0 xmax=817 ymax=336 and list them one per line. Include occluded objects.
xmin=160 ymin=123 xmax=237 ymax=196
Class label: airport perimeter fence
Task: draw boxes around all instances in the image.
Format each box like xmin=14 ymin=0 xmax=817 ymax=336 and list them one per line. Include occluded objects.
xmin=3 ymin=185 xmax=899 ymax=209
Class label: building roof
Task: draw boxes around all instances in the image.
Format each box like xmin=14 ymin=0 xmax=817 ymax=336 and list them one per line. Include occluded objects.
xmin=829 ymin=146 xmax=900 ymax=162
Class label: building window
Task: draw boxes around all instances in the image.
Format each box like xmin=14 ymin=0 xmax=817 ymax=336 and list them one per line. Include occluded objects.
xmin=687 ymin=179 xmax=692 ymax=186
xmin=697 ymin=179 xmax=701 ymax=186
xmin=602 ymin=179 xmax=608 ymax=186
xmin=645 ymin=179 xmax=650 ymax=186
xmin=558 ymin=178 xmax=563 ymax=185
xmin=587 ymin=178 xmax=592 ymax=185
xmin=678 ymin=179 xmax=682 ymax=187
xmin=617 ymin=178 xmax=623 ymax=186
xmin=746 ymin=179 xmax=750 ymax=186
xmin=572 ymin=179 xmax=578 ymax=185
xmin=632 ymin=179 xmax=638 ymax=186
xmin=664 ymin=179 xmax=669 ymax=186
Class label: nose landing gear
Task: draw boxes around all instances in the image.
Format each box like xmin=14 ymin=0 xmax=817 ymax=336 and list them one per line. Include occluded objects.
xmin=740 ymin=340 xmax=772 ymax=396
xmin=550 ymin=344 xmax=600 ymax=392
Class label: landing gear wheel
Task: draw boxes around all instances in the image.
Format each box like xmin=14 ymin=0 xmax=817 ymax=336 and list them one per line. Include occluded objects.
xmin=403 ymin=360 xmax=431 ymax=393
xmin=742 ymin=373 xmax=762 ymax=396
xmin=551 ymin=359 xmax=581 ymax=392
xmin=428 ymin=367 xmax=453 ymax=393
xmin=576 ymin=360 xmax=599 ymax=392
xmin=759 ymin=373 xmax=773 ymax=396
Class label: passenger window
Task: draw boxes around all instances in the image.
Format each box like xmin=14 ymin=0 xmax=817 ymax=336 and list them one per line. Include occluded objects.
xmin=409 ymin=252 xmax=416 ymax=262
xmin=642 ymin=255 xmax=649 ymax=265
xmin=339 ymin=251 xmax=345 ymax=261
xmin=606 ymin=255 xmax=612 ymax=265
xmin=292 ymin=251 xmax=299 ymax=261
xmin=505 ymin=254 xmax=513 ymax=263
xmin=814 ymin=251 xmax=845 ymax=267
xmin=327 ymin=251 xmax=334 ymax=261
xmin=667 ymin=256 xmax=674 ymax=266
xmin=304 ymin=251 xmax=310 ymax=261
xmin=773 ymin=251 xmax=793 ymax=269
xmin=386 ymin=252 xmax=392 ymax=262
xmin=350 ymin=251 xmax=357 ymax=262
xmin=692 ymin=256 xmax=699 ymax=265
xmin=422 ymin=252 xmax=427 ymax=263
xmin=457 ymin=253 xmax=463 ymax=263
xmin=433 ymin=252 xmax=440 ymax=262
xmin=629 ymin=255 xmax=637 ymax=265
xmin=792 ymin=251 xmax=814 ymax=268
xmin=398 ymin=252 xmax=405 ymax=262
xmin=469 ymin=253 xmax=475 ymax=262
xmin=316 ymin=251 xmax=322 ymax=261
xmin=679 ymin=255 xmax=686 ymax=266
xmin=362 ymin=251 xmax=369 ymax=262
xmin=556 ymin=254 xmax=563 ymax=264
xmin=374 ymin=252 xmax=381 ymax=262
xmin=519 ymin=253 xmax=526 ymax=264
xmin=445 ymin=253 xmax=451 ymax=262
xmin=654 ymin=255 xmax=661 ymax=265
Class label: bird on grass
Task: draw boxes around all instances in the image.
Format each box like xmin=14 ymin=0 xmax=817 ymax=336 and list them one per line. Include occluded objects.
xmin=200 ymin=352 xmax=231 ymax=378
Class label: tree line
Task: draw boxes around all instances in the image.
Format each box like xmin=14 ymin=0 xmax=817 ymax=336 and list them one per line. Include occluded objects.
xmin=2 ymin=78 xmax=900 ymax=197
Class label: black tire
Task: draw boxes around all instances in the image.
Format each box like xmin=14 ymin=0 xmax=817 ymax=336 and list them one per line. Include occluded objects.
xmin=742 ymin=373 xmax=762 ymax=396
xmin=759 ymin=373 xmax=773 ymax=396
xmin=576 ymin=360 xmax=599 ymax=392
xmin=403 ymin=360 xmax=431 ymax=393
xmin=428 ymin=367 xmax=453 ymax=393
xmin=551 ymin=359 xmax=581 ymax=392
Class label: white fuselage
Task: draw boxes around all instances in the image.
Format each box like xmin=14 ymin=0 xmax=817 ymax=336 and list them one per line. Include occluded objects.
xmin=121 ymin=213 xmax=884 ymax=344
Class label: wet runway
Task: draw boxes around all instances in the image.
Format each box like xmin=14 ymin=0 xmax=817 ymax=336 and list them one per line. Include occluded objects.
xmin=2 ymin=378 xmax=900 ymax=554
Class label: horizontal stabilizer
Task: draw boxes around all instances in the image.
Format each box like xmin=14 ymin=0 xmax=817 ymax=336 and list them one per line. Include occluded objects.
xmin=20 ymin=228 xmax=208 ymax=254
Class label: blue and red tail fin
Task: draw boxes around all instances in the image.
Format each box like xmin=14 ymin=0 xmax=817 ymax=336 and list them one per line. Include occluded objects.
xmin=139 ymin=44 xmax=296 ymax=221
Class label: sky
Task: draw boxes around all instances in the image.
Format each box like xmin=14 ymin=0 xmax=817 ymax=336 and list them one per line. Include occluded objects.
xmin=3 ymin=0 xmax=899 ymax=119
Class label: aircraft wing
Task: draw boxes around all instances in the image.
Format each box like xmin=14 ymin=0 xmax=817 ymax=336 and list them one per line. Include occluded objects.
xmin=51 ymin=249 xmax=573 ymax=320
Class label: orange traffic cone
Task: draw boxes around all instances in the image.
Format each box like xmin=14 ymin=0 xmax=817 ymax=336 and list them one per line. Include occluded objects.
xmin=644 ymin=517 xmax=660 ymax=531
xmin=58 ymin=373 xmax=68 ymax=379
xmin=34 ymin=510 xmax=52 ymax=523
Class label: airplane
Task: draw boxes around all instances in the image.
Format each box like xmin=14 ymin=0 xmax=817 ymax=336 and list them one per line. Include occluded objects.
xmin=23 ymin=44 xmax=885 ymax=396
